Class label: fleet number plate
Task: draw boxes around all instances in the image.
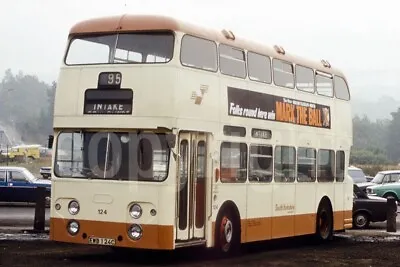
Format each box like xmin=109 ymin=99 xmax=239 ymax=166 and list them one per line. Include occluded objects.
xmin=88 ymin=237 xmax=116 ymax=246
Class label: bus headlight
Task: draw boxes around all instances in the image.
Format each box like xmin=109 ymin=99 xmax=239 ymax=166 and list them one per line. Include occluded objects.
xmin=68 ymin=200 xmax=80 ymax=215
xmin=67 ymin=220 xmax=80 ymax=235
xmin=129 ymin=204 xmax=142 ymax=219
xmin=128 ymin=224 xmax=143 ymax=240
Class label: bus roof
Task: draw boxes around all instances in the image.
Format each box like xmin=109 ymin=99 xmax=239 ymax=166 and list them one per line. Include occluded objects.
xmin=69 ymin=14 xmax=346 ymax=77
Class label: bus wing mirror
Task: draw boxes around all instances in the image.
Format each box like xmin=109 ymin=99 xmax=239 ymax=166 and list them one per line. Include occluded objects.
xmin=166 ymin=134 xmax=176 ymax=149
xmin=48 ymin=135 xmax=54 ymax=149
xmin=171 ymin=149 xmax=180 ymax=161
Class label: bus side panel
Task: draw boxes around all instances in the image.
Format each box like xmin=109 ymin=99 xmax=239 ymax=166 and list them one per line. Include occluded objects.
xmin=315 ymin=132 xmax=335 ymax=210
xmin=295 ymin=183 xmax=317 ymax=236
xmin=295 ymin=129 xmax=318 ymax=235
xmin=272 ymin=183 xmax=295 ymax=239
xmin=333 ymin=182 xmax=344 ymax=231
xmin=245 ymin=184 xmax=273 ymax=242
xmin=316 ymin=182 xmax=335 ymax=217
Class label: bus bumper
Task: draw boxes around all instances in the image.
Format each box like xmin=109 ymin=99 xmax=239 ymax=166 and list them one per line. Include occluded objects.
xmin=50 ymin=217 xmax=174 ymax=250
xmin=344 ymin=219 xmax=353 ymax=229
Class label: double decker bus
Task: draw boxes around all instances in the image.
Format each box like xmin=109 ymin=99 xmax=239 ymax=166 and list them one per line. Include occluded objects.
xmin=49 ymin=14 xmax=353 ymax=254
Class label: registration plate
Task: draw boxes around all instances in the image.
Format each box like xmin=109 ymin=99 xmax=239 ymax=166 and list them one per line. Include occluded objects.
xmin=88 ymin=237 xmax=116 ymax=246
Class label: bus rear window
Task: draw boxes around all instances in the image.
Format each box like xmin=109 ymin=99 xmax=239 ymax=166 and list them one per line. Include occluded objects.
xmin=65 ymin=32 xmax=174 ymax=65
xmin=334 ymin=76 xmax=350 ymax=100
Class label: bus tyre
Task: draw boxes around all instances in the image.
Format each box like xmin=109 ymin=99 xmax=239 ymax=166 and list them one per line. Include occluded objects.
xmin=315 ymin=201 xmax=333 ymax=242
xmin=215 ymin=208 xmax=240 ymax=255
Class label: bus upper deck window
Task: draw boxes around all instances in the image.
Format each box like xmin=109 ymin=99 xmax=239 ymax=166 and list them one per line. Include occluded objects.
xmin=65 ymin=32 xmax=174 ymax=65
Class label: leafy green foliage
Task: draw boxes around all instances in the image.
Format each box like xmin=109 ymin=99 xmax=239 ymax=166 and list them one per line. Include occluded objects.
xmin=352 ymin=109 xmax=400 ymax=165
xmin=350 ymin=148 xmax=390 ymax=165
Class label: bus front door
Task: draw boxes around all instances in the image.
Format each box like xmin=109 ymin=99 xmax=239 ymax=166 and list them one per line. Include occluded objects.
xmin=176 ymin=132 xmax=208 ymax=242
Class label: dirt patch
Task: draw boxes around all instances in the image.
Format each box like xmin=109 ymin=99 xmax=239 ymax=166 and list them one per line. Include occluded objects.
xmin=1 ymin=234 xmax=400 ymax=266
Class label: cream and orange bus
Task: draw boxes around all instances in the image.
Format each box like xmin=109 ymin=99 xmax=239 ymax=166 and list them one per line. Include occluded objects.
xmin=48 ymin=14 xmax=353 ymax=255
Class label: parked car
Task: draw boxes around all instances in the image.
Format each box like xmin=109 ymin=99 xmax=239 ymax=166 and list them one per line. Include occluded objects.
xmin=39 ymin=166 xmax=51 ymax=179
xmin=366 ymin=170 xmax=400 ymax=201
xmin=367 ymin=186 xmax=400 ymax=202
xmin=366 ymin=175 xmax=374 ymax=182
xmin=349 ymin=166 xmax=368 ymax=183
xmin=353 ymin=184 xmax=388 ymax=229
xmin=348 ymin=166 xmax=375 ymax=192
xmin=0 ymin=166 xmax=51 ymax=204
xmin=370 ymin=170 xmax=400 ymax=185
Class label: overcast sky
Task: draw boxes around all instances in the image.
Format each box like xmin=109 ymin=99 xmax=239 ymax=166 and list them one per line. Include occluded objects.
xmin=0 ymin=0 xmax=399 ymax=101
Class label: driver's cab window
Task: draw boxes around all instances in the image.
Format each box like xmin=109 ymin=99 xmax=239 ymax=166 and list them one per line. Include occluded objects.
xmin=10 ymin=171 xmax=27 ymax=182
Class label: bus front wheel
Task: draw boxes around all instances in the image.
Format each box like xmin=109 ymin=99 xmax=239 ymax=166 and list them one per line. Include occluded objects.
xmin=215 ymin=207 xmax=240 ymax=255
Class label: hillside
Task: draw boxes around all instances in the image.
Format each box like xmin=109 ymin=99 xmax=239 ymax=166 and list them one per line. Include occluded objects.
xmin=351 ymin=95 xmax=400 ymax=121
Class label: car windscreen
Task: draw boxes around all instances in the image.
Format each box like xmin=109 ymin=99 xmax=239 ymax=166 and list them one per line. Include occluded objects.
xmin=371 ymin=173 xmax=384 ymax=184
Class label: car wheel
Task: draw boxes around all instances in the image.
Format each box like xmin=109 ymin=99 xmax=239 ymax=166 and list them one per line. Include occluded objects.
xmin=353 ymin=212 xmax=370 ymax=229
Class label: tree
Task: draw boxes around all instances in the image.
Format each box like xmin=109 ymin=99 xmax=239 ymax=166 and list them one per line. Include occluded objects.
xmin=386 ymin=107 xmax=400 ymax=162
xmin=0 ymin=69 xmax=55 ymax=145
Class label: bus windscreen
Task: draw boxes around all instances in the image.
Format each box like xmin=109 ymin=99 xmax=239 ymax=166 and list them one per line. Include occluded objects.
xmin=54 ymin=131 xmax=170 ymax=182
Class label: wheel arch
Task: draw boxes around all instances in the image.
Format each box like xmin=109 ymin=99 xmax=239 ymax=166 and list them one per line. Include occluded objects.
xmin=317 ymin=195 xmax=333 ymax=213
xmin=382 ymin=191 xmax=399 ymax=200
xmin=353 ymin=208 xmax=372 ymax=218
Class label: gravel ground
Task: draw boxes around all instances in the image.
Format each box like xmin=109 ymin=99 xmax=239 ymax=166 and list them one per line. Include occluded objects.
xmin=1 ymin=232 xmax=400 ymax=267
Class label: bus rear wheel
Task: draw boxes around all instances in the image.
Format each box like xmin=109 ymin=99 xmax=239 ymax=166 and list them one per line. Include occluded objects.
xmin=215 ymin=208 xmax=240 ymax=255
xmin=315 ymin=201 xmax=333 ymax=241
